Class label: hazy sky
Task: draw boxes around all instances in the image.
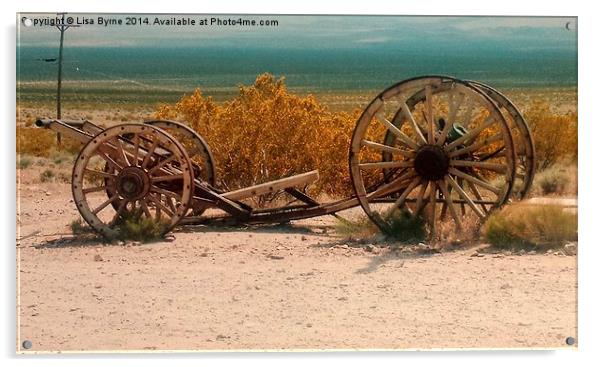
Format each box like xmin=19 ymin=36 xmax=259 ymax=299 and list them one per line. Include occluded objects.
xmin=17 ymin=14 xmax=577 ymax=50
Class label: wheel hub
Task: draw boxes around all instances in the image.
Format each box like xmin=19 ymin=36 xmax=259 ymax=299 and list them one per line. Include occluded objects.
xmin=413 ymin=144 xmax=449 ymax=181
xmin=116 ymin=166 xmax=150 ymax=200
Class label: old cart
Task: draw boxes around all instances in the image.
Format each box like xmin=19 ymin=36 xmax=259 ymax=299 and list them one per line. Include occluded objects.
xmin=35 ymin=75 xmax=535 ymax=239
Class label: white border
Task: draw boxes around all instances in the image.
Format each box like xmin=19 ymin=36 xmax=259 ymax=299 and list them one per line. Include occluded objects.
xmin=4 ymin=0 xmax=600 ymax=366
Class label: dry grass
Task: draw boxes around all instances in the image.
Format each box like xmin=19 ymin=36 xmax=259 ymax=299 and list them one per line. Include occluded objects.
xmin=482 ymin=202 xmax=577 ymax=251
xmin=336 ymin=209 xmax=426 ymax=244
xmin=531 ymin=163 xmax=577 ymax=196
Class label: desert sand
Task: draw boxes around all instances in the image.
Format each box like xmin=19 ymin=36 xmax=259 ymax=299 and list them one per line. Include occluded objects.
xmin=16 ymin=166 xmax=577 ymax=352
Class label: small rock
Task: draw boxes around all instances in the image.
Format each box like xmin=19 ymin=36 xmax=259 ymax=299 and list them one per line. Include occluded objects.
xmin=564 ymin=242 xmax=577 ymax=256
xmin=164 ymin=235 xmax=176 ymax=242
xmin=339 ymin=244 xmax=349 ymax=250
xmin=470 ymin=252 xmax=484 ymax=258
xmin=93 ymin=254 xmax=103 ymax=262
xmin=200 ymin=252 xmax=208 ymax=257
xmin=527 ymin=250 xmax=537 ymax=255
xmin=365 ymin=244 xmax=377 ymax=253
xmin=45 ymin=191 xmax=51 ymax=196
xmin=518 ymin=249 xmax=526 ymax=255
xmin=500 ymin=283 xmax=511 ymax=290
xmin=301 ymin=236 xmax=308 ymax=241
xmin=268 ymin=254 xmax=285 ymax=260
xmin=306 ymin=323 xmax=313 ymax=328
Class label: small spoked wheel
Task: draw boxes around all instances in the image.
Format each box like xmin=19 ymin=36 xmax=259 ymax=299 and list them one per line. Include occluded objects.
xmin=349 ymin=76 xmax=516 ymax=238
xmin=72 ymin=124 xmax=194 ymax=239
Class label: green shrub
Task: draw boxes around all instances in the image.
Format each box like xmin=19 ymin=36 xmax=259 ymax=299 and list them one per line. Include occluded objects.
xmin=483 ymin=203 xmax=577 ymax=250
xmin=532 ymin=164 xmax=574 ymax=196
xmin=39 ymin=169 xmax=56 ymax=182
xmin=18 ymin=155 xmax=33 ymax=169
xmin=336 ymin=209 xmax=425 ymax=243
xmin=70 ymin=218 xmax=92 ymax=235
xmin=335 ymin=215 xmax=379 ymax=238
xmin=377 ymin=209 xmax=426 ymax=243
xmin=115 ymin=209 xmax=169 ymax=242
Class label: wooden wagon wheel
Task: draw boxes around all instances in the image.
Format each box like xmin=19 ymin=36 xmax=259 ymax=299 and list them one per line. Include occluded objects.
xmin=143 ymin=120 xmax=217 ymax=216
xmin=72 ymin=124 xmax=194 ymax=238
xmin=349 ymin=76 xmax=516 ymax=238
xmin=144 ymin=120 xmax=216 ymax=187
xmin=468 ymin=81 xmax=536 ymax=199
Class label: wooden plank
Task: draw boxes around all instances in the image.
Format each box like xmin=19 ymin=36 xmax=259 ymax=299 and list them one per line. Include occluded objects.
xmin=222 ymin=170 xmax=319 ymax=201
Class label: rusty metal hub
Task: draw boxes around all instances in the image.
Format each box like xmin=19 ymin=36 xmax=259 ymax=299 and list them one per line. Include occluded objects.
xmin=116 ymin=166 xmax=150 ymax=200
xmin=413 ymin=144 xmax=449 ymax=181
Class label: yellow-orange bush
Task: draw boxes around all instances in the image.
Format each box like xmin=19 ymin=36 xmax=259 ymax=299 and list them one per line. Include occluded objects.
xmin=524 ymin=101 xmax=577 ymax=170
xmin=156 ymin=73 xmax=359 ymax=198
xmin=17 ymin=126 xmax=82 ymax=157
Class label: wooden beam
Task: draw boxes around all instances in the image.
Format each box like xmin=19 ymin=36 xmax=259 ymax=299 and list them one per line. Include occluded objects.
xmin=222 ymin=170 xmax=319 ymax=201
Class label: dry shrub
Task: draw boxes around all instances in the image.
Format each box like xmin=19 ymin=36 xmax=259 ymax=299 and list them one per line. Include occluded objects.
xmin=156 ymin=73 xmax=359 ymax=198
xmin=17 ymin=126 xmax=82 ymax=157
xmin=525 ymin=101 xmax=577 ymax=170
xmin=532 ymin=163 xmax=577 ymax=196
xmin=482 ymin=203 xmax=577 ymax=250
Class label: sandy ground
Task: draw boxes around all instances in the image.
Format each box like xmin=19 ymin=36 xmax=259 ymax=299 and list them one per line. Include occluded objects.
xmin=16 ymin=167 xmax=577 ymax=352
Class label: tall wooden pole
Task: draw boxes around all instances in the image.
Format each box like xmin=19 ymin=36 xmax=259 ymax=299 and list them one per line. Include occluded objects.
xmin=56 ymin=18 xmax=66 ymax=147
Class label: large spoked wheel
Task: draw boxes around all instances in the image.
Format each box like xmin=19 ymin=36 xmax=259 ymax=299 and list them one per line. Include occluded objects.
xmin=72 ymin=124 xmax=194 ymax=239
xmin=469 ymin=81 xmax=536 ymax=199
xmin=349 ymin=76 xmax=516 ymax=238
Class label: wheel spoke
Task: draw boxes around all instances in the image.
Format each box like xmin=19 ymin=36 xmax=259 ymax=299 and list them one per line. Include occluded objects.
xmin=361 ymin=139 xmax=415 ymax=157
xmin=148 ymin=194 xmax=174 ymax=218
xmin=437 ymin=90 xmax=464 ymax=145
xmin=386 ymin=176 xmax=422 ymax=217
xmin=141 ymin=138 xmax=160 ymax=169
xmin=98 ymin=151 xmax=123 ymax=171
xmin=444 ymin=116 xmax=496 ymax=152
xmin=151 ymin=173 xmax=185 ymax=183
xmin=444 ymin=175 xmax=485 ymax=219
xmin=108 ymin=199 xmax=128 ymax=227
xmin=425 ymin=85 xmax=435 ymax=144
xmin=429 ymin=181 xmax=437 ymax=237
xmin=375 ymin=112 xmax=419 ymax=150
xmin=449 ymin=160 xmax=507 ymax=174
xmin=466 ymin=181 xmax=490 ymax=214
xmin=366 ymin=170 xmax=417 ymax=199
xmin=114 ymin=138 xmax=130 ymax=166
xmin=359 ymin=161 xmax=413 ymax=170
xmin=150 ymin=186 xmax=182 ymax=201
xmin=84 ymin=168 xmax=117 ymax=179
xmin=413 ymin=180 xmax=428 ymax=215
xmin=448 ymin=167 xmax=501 ymax=195
xmin=399 ymin=102 xmax=427 ymax=145
xmin=92 ymin=194 xmax=119 ymax=215
xmin=140 ymin=199 xmax=153 ymax=218
xmin=82 ymin=185 xmax=108 ymax=195
xmin=132 ymin=134 xmax=141 ymax=166
xmin=448 ymin=133 xmax=503 ymax=158
xmin=437 ymin=180 xmax=461 ymax=230
xmin=149 ymin=155 xmax=178 ymax=174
